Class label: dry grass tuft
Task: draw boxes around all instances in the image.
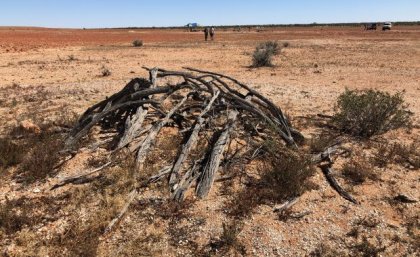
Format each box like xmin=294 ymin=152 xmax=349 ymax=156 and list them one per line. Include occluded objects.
xmin=18 ymin=132 xmax=64 ymax=184
xmin=227 ymin=138 xmax=316 ymax=218
xmin=209 ymin=220 xmax=246 ymax=255
xmin=372 ymin=141 xmax=419 ymax=169
xmin=0 ymin=138 xmax=25 ymax=170
xmin=342 ymin=157 xmax=378 ymax=184
xmin=308 ymin=132 xmax=337 ymax=153
xmin=100 ymin=65 xmax=111 ymax=77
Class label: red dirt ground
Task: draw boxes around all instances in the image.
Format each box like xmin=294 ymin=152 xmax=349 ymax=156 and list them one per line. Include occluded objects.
xmin=1 ymin=26 xmax=419 ymax=52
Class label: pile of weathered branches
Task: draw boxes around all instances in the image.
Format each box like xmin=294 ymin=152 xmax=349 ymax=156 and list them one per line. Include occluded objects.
xmin=58 ymin=67 xmax=356 ymax=231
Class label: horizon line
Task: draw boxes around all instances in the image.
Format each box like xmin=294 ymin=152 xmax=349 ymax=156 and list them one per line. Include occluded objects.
xmin=1 ymin=20 xmax=419 ymax=30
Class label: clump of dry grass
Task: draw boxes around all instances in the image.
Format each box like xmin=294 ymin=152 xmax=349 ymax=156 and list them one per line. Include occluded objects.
xmin=18 ymin=132 xmax=64 ymax=184
xmin=100 ymin=65 xmax=111 ymax=77
xmin=372 ymin=141 xmax=419 ymax=169
xmin=0 ymin=198 xmax=33 ymax=235
xmin=227 ymin=138 xmax=316 ymax=218
xmin=117 ymin=233 xmax=164 ymax=256
xmin=0 ymin=138 xmax=25 ymax=170
xmin=207 ymin=220 xmax=246 ymax=255
xmin=333 ymin=89 xmax=413 ymax=138
xmin=351 ymin=236 xmax=386 ymax=257
xmin=342 ymin=157 xmax=378 ymax=184
xmin=308 ymin=132 xmax=337 ymax=153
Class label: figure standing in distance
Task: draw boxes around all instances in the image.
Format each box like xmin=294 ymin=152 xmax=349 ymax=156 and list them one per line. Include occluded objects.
xmin=204 ymin=27 xmax=209 ymax=41
xmin=210 ymin=27 xmax=215 ymax=41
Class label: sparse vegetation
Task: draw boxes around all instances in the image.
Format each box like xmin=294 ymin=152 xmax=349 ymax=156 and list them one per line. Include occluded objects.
xmin=252 ymin=41 xmax=281 ymax=67
xmin=351 ymin=236 xmax=386 ymax=257
xmin=100 ymin=65 xmax=111 ymax=77
xmin=333 ymin=89 xmax=413 ymax=138
xmin=372 ymin=141 xmax=420 ymax=169
xmin=310 ymin=243 xmax=346 ymax=257
xmin=342 ymin=157 xmax=378 ymax=184
xmin=0 ymin=138 xmax=25 ymax=170
xmin=132 ymin=39 xmax=143 ymax=47
xmin=0 ymin=199 xmax=32 ymax=235
xmin=18 ymin=133 xmax=63 ymax=184
xmin=67 ymin=54 xmax=77 ymax=61
xmin=308 ymin=132 xmax=337 ymax=153
xmin=261 ymin=141 xmax=316 ymax=200
xmin=228 ymin=138 xmax=316 ymax=218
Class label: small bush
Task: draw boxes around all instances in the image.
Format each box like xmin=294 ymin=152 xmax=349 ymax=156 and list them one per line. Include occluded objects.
xmin=208 ymin=221 xmax=246 ymax=255
xmin=372 ymin=142 xmax=419 ymax=169
xmin=100 ymin=66 xmax=111 ymax=77
xmin=261 ymin=146 xmax=316 ymax=200
xmin=333 ymin=89 xmax=412 ymax=138
xmin=0 ymin=138 xmax=25 ymax=169
xmin=342 ymin=157 xmax=378 ymax=184
xmin=132 ymin=39 xmax=143 ymax=47
xmin=283 ymin=41 xmax=290 ymax=47
xmin=19 ymin=133 xmax=63 ymax=184
xmin=252 ymin=41 xmax=281 ymax=67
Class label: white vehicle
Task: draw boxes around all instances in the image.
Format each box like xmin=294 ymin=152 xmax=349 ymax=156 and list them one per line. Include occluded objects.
xmin=382 ymin=22 xmax=392 ymax=31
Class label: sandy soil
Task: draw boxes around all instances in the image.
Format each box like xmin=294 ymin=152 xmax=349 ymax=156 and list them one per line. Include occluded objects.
xmin=0 ymin=26 xmax=419 ymax=256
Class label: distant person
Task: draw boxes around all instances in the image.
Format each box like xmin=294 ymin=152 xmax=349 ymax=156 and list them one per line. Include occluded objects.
xmin=210 ymin=27 xmax=215 ymax=40
xmin=204 ymin=27 xmax=209 ymax=41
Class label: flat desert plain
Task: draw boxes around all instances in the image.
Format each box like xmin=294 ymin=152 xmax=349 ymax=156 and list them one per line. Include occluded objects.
xmin=0 ymin=26 xmax=419 ymax=256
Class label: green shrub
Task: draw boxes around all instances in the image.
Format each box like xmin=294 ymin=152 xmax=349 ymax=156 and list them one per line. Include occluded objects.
xmin=132 ymin=39 xmax=143 ymax=47
xmin=333 ymin=89 xmax=412 ymax=138
xmin=252 ymin=41 xmax=281 ymax=67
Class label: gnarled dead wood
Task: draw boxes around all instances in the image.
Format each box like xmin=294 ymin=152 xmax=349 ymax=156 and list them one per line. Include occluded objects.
xmin=136 ymin=95 xmax=188 ymax=169
xmin=319 ymin=164 xmax=358 ymax=204
xmin=196 ymin=110 xmax=239 ymax=198
xmin=169 ymin=90 xmax=220 ymax=191
xmin=117 ymin=69 xmax=159 ymax=149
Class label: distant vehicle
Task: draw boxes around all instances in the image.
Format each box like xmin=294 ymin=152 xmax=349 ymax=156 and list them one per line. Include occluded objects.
xmin=186 ymin=23 xmax=199 ymax=32
xmin=382 ymin=22 xmax=392 ymax=31
xmin=364 ymin=23 xmax=377 ymax=30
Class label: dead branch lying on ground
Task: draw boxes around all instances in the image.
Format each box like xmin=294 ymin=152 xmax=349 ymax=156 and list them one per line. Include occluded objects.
xmin=57 ymin=67 xmax=357 ymax=233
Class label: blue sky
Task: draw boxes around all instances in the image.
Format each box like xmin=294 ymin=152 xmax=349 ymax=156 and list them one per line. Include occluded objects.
xmin=0 ymin=0 xmax=418 ymax=28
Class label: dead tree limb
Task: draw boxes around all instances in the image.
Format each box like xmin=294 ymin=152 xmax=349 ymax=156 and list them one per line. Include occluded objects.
xmin=319 ymin=164 xmax=358 ymax=204
xmin=169 ymin=90 xmax=220 ymax=191
xmin=196 ymin=110 xmax=239 ymax=198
